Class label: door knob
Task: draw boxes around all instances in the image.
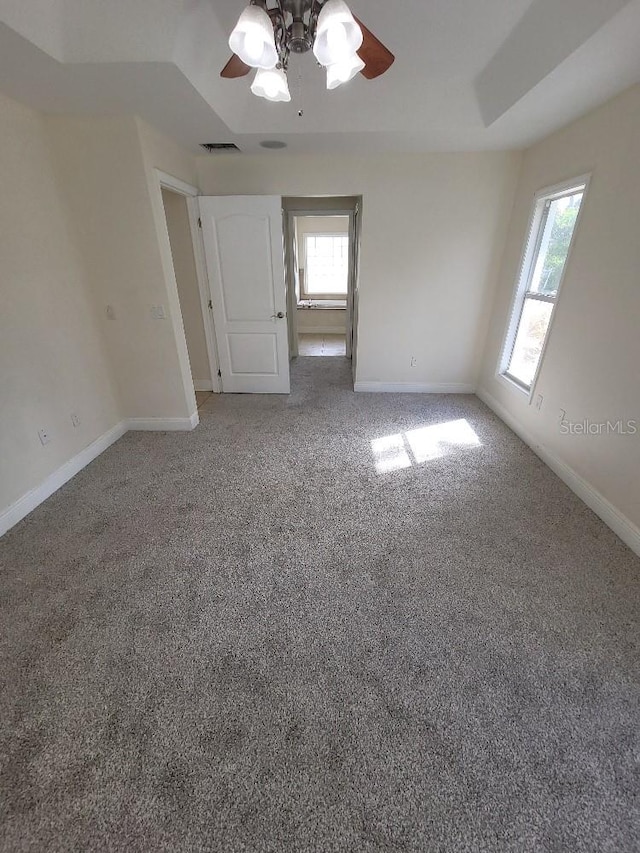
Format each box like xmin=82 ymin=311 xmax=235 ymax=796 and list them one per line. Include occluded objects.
xmin=271 ymin=311 xmax=285 ymax=319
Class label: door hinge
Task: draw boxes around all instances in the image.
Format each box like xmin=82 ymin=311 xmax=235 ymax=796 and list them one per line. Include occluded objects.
xmin=208 ymin=299 xmax=213 ymax=309
xmin=198 ymin=217 xmax=202 ymax=229
xmin=217 ymin=369 xmax=222 ymax=378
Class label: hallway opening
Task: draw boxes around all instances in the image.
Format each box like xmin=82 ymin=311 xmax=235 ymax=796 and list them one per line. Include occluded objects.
xmin=293 ymin=214 xmax=349 ymax=358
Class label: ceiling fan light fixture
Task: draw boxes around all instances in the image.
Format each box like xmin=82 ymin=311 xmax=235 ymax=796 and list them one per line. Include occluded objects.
xmin=229 ymin=4 xmax=278 ymax=70
xmin=250 ymin=66 xmax=291 ymax=102
xmin=313 ymin=0 xmax=363 ymax=66
xmin=326 ymin=53 xmax=365 ymax=89
xmin=221 ymin=3 xmax=395 ymax=94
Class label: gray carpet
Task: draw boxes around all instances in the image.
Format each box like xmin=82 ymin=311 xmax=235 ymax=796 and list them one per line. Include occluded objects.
xmin=1 ymin=357 xmax=639 ymax=852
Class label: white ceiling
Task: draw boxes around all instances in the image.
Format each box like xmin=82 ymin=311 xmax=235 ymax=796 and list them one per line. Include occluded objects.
xmin=1 ymin=0 xmax=639 ymax=154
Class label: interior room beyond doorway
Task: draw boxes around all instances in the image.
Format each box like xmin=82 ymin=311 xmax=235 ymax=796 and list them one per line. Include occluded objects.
xmin=161 ymin=186 xmax=212 ymax=394
xmin=294 ymin=214 xmax=348 ymax=358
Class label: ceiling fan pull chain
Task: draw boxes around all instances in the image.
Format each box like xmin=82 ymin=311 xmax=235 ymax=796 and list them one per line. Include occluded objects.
xmin=295 ymin=63 xmax=305 ymax=117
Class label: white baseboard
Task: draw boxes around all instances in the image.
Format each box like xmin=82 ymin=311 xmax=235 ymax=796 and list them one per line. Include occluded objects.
xmin=194 ymin=380 xmax=213 ymax=392
xmin=1 ymin=411 xmax=200 ymax=537
xmin=0 ymin=421 xmax=127 ymax=538
xmin=354 ymin=381 xmax=475 ymax=394
xmin=477 ymin=387 xmax=640 ymax=558
xmin=126 ymin=412 xmax=199 ymax=431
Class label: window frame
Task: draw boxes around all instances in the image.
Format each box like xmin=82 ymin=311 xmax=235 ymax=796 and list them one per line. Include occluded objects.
xmin=497 ymin=174 xmax=590 ymax=398
xmin=300 ymin=231 xmax=350 ymax=301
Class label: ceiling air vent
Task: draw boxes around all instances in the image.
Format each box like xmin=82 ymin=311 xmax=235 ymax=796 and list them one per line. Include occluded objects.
xmin=200 ymin=143 xmax=240 ymax=152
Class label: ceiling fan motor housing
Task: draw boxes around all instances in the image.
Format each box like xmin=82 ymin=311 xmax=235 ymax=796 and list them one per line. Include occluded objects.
xmin=288 ymin=18 xmax=312 ymax=53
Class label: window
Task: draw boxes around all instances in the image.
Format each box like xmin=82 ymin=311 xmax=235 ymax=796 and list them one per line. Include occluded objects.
xmin=500 ymin=178 xmax=587 ymax=392
xmin=302 ymin=233 xmax=349 ymax=299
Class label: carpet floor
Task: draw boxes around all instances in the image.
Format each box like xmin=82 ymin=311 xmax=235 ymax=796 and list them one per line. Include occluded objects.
xmin=1 ymin=357 xmax=638 ymax=852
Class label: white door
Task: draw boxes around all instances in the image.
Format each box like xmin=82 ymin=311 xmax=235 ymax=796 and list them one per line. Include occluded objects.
xmin=199 ymin=195 xmax=290 ymax=394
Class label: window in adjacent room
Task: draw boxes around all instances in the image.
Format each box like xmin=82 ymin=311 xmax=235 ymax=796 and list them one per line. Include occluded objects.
xmin=500 ymin=177 xmax=588 ymax=392
xmin=302 ymin=233 xmax=349 ymax=299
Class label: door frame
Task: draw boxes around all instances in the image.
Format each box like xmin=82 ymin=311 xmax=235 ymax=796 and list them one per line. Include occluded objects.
xmin=155 ymin=169 xmax=222 ymax=395
xmin=282 ymin=196 xmax=360 ymax=367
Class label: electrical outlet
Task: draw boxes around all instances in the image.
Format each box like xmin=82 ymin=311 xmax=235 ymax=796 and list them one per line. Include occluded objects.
xmin=106 ymin=305 xmax=116 ymax=320
xmin=38 ymin=428 xmax=51 ymax=446
xmin=71 ymin=413 xmax=81 ymax=428
xmin=151 ymin=305 xmax=166 ymax=320
xmin=534 ymin=394 xmax=543 ymax=411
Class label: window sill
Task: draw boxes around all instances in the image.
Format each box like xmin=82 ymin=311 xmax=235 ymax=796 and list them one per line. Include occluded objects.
xmin=297 ymin=300 xmax=346 ymax=310
xmin=496 ymin=371 xmax=531 ymax=398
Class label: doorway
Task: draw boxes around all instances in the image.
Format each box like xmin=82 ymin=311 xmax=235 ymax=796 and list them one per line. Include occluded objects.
xmin=170 ymin=193 xmax=360 ymax=397
xmin=283 ymin=197 xmax=361 ymax=382
xmin=161 ymin=187 xmax=215 ymax=409
xmin=293 ymin=215 xmax=348 ymax=357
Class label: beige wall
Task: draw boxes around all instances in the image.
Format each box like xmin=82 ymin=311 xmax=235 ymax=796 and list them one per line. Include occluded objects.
xmin=161 ymin=188 xmax=210 ymax=386
xmin=197 ymin=151 xmax=521 ymax=389
xmin=136 ymin=118 xmax=203 ymax=413
xmin=479 ymin=84 xmax=640 ymax=531
xmin=0 ymin=93 xmax=121 ymax=513
xmin=46 ymin=114 xmax=199 ymax=422
xmin=136 ymin=118 xmax=198 ymax=189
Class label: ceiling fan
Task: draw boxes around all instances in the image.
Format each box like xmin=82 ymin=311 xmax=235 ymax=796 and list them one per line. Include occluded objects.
xmin=220 ymin=0 xmax=395 ymax=102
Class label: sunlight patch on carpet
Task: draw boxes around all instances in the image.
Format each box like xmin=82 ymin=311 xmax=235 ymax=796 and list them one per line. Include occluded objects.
xmin=372 ymin=419 xmax=481 ymax=472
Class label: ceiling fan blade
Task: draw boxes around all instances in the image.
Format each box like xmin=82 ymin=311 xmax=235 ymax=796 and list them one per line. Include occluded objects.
xmin=354 ymin=16 xmax=395 ymax=80
xmin=220 ymin=54 xmax=251 ymax=79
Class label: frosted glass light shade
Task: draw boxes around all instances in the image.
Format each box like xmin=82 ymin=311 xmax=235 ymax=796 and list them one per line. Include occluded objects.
xmin=313 ymin=0 xmax=363 ymax=66
xmin=229 ymin=5 xmax=278 ymax=70
xmin=326 ymin=53 xmax=365 ymax=89
xmin=251 ymin=67 xmax=291 ymax=102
